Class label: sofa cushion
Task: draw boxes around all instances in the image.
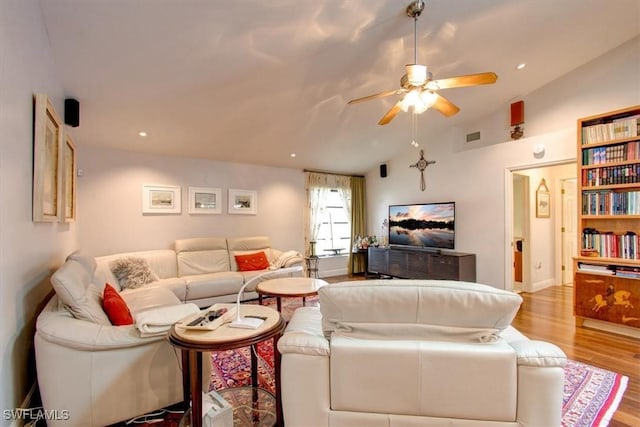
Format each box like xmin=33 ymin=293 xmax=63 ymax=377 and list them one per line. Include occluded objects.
xmin=109 ymin=257 xmax=159 ymax=290
xmin=227 ymin=236 xmax=273 ymax=270
xmin=182 ymin=272 xmax=244 ymax=300
xmin=175 ymin=237 xmax=230 ymax=276
xmin=122 ymin=278 xmax=188 ymax=303
xmin=50 ymin=260 xmax=111 ymax=325
xmin=319 ymin=280 xmax=523 ymax=342
xmin=235 ymin=251 xmax=270 ymax=271
xmin=121 ymin=285 xmax=182 ymax=313
xmin=102 ymin=283 xmax=134 ymax=326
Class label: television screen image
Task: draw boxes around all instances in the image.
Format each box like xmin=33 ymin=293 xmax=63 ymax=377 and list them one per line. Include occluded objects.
xmin=388 ymin=202 xmax=455 ymax=249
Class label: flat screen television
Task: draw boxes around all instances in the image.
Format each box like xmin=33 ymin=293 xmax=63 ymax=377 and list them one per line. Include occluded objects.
xmin=388 ymin=202 xmax=455 ymax=250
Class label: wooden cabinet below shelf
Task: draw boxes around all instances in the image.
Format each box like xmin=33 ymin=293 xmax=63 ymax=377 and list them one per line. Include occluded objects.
xmin=574 ymin=271 xmax=640 ymax=329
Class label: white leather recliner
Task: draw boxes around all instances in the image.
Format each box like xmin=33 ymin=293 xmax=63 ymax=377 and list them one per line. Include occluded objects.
xmin=278 ymin=280 xmax=567 ymax=427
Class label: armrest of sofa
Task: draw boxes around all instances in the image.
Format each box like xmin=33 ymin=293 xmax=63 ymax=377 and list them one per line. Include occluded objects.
xmin=36 ymin=298 xmax=167 ymax=351
xmin=278 ymin=307 xmax=329 ymax=356
xmin=509 ymin=339 xmax=567 ymax=368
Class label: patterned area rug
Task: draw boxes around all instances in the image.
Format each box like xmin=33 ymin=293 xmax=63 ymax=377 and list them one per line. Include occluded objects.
xmin=126 ymin=296 xmax=628 ymax=426
xmin=562 ymin=359 xmax=628 ymax=427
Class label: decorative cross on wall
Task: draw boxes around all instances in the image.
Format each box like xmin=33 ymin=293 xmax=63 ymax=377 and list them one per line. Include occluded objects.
xmin=409 ymin=149 xmax=436 ymax=191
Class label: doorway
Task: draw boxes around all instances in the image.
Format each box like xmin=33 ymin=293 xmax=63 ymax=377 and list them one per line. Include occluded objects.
xmin=506 ymin=161 xmax=576 ymax=293
xmin=512 ymin=174 xmax=529 ymax=293
xmin=561 ymin=178 xmax=577 ymax=286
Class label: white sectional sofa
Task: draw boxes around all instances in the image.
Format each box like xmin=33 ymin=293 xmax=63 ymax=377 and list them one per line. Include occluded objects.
xmin=35 ymin=236 xmax=302 ymax=427
xmin=278 ymin=280 xmax=567 ymax=427
xmin=94 ymin=236 xmax=303 ymax=307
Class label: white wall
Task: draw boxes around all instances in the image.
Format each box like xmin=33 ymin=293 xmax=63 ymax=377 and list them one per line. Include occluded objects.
xmin=366 ymin=36 xmax=640 ymax=289
xmin=0 ymin=0 xmax=78 ymax=417
xmin=78 ymin=146 xmax=306 ymax=255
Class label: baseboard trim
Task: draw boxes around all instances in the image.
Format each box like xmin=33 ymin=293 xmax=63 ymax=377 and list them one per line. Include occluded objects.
xmin=9 ymin=381 xmax=37 ymax=427
xmin=529 ymin=278 xmax=555 ymax=293
xmin=319 ymin=268 xmax=348 ymax=278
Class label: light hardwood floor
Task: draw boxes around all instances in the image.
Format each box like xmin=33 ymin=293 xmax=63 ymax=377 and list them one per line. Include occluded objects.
xmin=328 ymin=276 xmax=640 ymax=427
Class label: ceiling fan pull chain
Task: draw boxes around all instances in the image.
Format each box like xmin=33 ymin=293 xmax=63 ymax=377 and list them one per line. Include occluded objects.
xmin=413 ymin=12 xmax=418 ymax=64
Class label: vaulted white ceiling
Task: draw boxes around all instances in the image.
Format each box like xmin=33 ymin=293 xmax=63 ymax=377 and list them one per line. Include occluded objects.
xmin=39 ymin=0 xmax=640 ymax=174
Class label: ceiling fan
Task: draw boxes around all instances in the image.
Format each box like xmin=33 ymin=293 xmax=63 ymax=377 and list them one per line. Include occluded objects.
xmin=348 ymin=0 xmax=498 ymax=126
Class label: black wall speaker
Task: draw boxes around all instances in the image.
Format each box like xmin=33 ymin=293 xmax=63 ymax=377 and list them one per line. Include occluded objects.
xmin=380 ymin=163 xmax=388 ymax=178
xmin=64 ymin=98 xmax=80 ymax=127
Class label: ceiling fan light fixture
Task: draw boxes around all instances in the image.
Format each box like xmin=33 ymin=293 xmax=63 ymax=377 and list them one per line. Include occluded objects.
xmin=401 ymin=90 xmax=431 ymax=114
xmin=400 ymin=89 xmax=427 ymax=113
xmin=420 ymin=90 xmax=437 ymax=107
xmin=406 ymin=64 xmax=427 ymax=86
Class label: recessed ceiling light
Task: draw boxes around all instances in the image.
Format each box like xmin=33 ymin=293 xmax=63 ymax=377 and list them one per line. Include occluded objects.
xmin=290 ymin=153 xmax=296 ymax=158
xmin=138 ymin=131 xmax=147 ymax=137
xmin=516 ymin=63 xmax=526 ymax=70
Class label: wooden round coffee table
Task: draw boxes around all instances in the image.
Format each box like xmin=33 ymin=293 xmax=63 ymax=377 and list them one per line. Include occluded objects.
xmin=169 ymin=303 xmax=285 ymax=427
xmin=256 ymin=277 xmax=328 ymax=311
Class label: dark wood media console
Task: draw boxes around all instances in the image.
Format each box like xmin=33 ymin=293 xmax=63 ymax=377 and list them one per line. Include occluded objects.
xmin=368 ymin=246 xmax=476 ymax=282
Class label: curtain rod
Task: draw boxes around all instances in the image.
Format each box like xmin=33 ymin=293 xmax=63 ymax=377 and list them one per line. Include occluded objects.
xmin=303 ymin=169 xmax=364 ymax=178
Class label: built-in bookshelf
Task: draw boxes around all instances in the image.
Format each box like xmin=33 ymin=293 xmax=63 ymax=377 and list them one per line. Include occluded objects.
xmin=574 ymin=106 xmax=640 ymax=333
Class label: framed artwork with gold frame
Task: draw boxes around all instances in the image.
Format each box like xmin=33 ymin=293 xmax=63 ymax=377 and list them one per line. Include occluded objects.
xmin=33 ymin=93 xmax=63 ymax=222
xmin=61 ymin=133 xmax=77 ymax=222
xmin=536 ymin=178 xmax=550 ymax=218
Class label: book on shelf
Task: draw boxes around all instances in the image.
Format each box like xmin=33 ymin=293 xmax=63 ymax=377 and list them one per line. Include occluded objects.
xmin=615 ymin=266 xmax=640 ymax=279
xmin=581 ymin=190 xmax=640 ymax=215
xmin=581 ymin=165 xmax=640 ymax=186
xmin=582 ymin=114 xmax=640 ymax=145
xmin=581 ymin=229 xmax=639 ymax=260
xmin=582 ymin=141 xmax=640 ymax=165
xmin=576 ymin=262 xmax=615 ymax=275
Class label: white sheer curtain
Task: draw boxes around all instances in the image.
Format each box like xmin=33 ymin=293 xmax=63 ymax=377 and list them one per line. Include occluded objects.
xmin=304 ymin=172 xmax=351 ymax=256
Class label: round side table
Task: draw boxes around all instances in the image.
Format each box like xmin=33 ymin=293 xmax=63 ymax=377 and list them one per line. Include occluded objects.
xmin=169 ymin=304 xmax=285 ymax=427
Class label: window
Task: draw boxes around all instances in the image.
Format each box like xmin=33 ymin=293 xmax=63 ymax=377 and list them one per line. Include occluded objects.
xmin=315 ymin=189 xmax=351 ymax=255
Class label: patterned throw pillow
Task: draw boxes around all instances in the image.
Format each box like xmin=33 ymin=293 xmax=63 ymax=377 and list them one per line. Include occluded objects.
xmin=235 ymin=251 xmax=270 ymax=271
xmin=109 ymin=257 xmax=158 ymax=290
xmin=102 ymin=283 xmax=134 ymax=326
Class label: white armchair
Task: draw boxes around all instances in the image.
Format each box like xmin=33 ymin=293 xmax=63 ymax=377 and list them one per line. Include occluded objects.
xmin=278 ymin=280 xmax=567 ymax=427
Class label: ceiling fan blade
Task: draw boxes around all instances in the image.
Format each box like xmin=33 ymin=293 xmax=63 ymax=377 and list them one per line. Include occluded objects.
xmin=348 ymin=89 xmax=405 ymax=105
xmin=378 ymin=100 xmax=403 ymax=125
xmin=431 ymin=93 xmax=460 ymax=117
xmin=428 ymin=72 xmax=498 ymax=90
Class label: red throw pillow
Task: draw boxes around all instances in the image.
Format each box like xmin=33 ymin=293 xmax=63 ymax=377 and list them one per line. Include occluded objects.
xmin=235 ymin=251 xmax=270 ymax=271
xmin=102 ymin=283 xmax=134 ymax=326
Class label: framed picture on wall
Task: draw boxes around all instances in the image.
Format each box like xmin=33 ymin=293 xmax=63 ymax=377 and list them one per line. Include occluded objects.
xmin=536 ymin=178 xmax=550 ymax=218
xmin=32 ymin=93 xmax=63 ymax=222
xmin=142 ymin=184 xmax=181 ymax=214
xmin=188 ymin=186 xmax=222 ymax=214
xmin=61 ymin=133 xmax=77 ymax=222
xmin=228 ymin=189 xmax=257 ymax=215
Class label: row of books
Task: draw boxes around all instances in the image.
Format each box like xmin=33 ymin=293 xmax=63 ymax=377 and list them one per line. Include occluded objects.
xmin=582 ymin=141 xmax=639 ymax=165
xmin=582 ymin=190 xmax=640 ymax=215
xmin=581 ymin=164 xmax=640 ymax=186
xmin=582 ymin=230 xmax=639 ymax=260
xmin=582 ymin=114 xmax=640 ymax=144
xmin=577 ymin=262 xmax=640 ymax=278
